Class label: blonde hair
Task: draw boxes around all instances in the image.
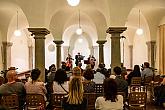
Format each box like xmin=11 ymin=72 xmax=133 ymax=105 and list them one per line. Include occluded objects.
xmin=72 ymin=67 xmax=81 ymax=76
xmin=67 ymin=77 xmax=84 ymax=104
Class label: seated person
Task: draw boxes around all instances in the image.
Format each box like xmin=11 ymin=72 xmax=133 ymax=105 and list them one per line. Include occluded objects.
xmin=95 ymin=78 xmax=123 ymax=110
xmin=93 ymin=63 xmax=106 ymax=84
xmin=141 ymin=62 xmax=153 ymax=81
xmin=25 ymin=68 xmax=47 ymax=101
xmin=0 ymin=70 xmax=26 ymax=108
xmin=83 ymin=68 xmax=95 ymax=93
xmin=154 ymin=77 xmax=165 ymax=106
xmin=53 ymin=68 xmax=68 ymax=93
xmin=114 ymin=66 xmax=128 ymax=97
xmin=62 ymin=77 xmax=87 ymax=110
xmin=126 ymin=65 xmax=141 ymax=85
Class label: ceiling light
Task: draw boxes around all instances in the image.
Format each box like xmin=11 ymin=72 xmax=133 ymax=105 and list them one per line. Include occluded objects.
xmin=76 ymin=10 xmax=82 ymax=35
xmin=67 ymin=0 xmax=80 ymax=6
xmin=136 ymin=9 xmax=143 ymax=35
xmin=14 ymin=11 xmax=21 ymax=37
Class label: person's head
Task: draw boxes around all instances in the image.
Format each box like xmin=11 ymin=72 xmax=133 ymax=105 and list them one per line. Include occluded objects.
xmin=72 ymin=67 xmax=81 ymax=76
xmin=83 ymin=69 xmax=94 ymax=80
xmin=103 ymin=78 xmax=118 ymax=102
xmin=133 ymin=65 xmax=140 ymax=72
xmin=31 ymin=68 xmax=41 ymax=82
xmin=98 ymin=63 xmax=104 ymax=68
xmin=54 ymin=68 xmax=67 ymax=85
xmin=113 ymin=66 xmax=122 ymax=75
xmin=67 ymin=77 xmax=84 ymax=104
xmin=144 ymin=62 xmax=150 ymax=68
xmin=6 ymin=70 xmax=17 ymax=82
xmin=78 ymin=52 xmax=80 ymax=55
xmin=78 ymin=62 xmax=82 ymax=67
xmin=121 ymin=63 xmax=123 ymax=67
xmin=50 ymin=64 xmax=56 ymax=71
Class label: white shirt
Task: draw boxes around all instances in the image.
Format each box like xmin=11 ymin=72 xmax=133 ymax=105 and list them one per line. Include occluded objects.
xmin=93 ymin=72 xmax=105 ymax=84
xmin=95 ymin=95 xmax=123 ymax=110
xmin=53 ymin=81 xmax=68 ymax=93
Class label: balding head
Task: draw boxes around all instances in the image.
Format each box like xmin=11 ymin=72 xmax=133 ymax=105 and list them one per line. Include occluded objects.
xmin=6 ymin=70 xmax=17 ymax=82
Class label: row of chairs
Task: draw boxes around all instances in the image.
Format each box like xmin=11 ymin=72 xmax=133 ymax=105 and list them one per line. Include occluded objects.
xmin=0 ymin=92 xmax=147 ymax=110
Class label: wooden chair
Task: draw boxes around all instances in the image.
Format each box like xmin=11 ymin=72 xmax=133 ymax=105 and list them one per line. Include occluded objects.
xmin=130 ymin=77 xmax=142 ymax=92
xmin=50 ymin=93 xmax=67 ymax=110
xmin=83 ymin=93 xmax=97 ymax=110
xmin=1 ymin=94 xmax=19 ymax=110
xmin=144 ymin=76 xmax=153 ymax=91
xmin=128 ymin=92 xmax=147 ymax=110
xmin=26 ymin=94 xmax=46 ymax=110
xmin=94 ymin=84 xmax=103 ymax=94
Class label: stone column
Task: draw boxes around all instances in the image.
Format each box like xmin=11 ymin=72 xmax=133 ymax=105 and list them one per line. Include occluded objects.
xmin=2 ymin=41 xmax=13 ymax=70
xmin=28 ymin=45 xmax=33 ymax=70
xmin=146 ymin=41 xmax=156 ymax=68
xmin=53 ymin=40 xmax=64 ymax=69
xmin=106 ymin=27 xmax=127 ymax=74
xmin=128 ymin=45 xmax=133 ymax=69
xmin=28 ymin=28 xmax=50 ymax=82
xmin=96 ymin=40 xmax=107 ymax=64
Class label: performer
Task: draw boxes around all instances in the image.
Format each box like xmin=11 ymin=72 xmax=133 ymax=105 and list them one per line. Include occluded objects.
xmin=66 ymin=54 xmax=73 ymax=71
xmin=75 ymin=52 xmax=84 ymax=66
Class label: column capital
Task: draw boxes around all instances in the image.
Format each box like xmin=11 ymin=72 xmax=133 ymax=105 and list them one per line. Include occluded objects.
xmin=96 ymin=40 xmax=107 ymax=45
xmin=2 ymin=41 xmax=13 ymax=46
xmin=28 ymin=28 xmax=50 ymax=38
xmin=146 ymin=41 xmax=156 ymax=46
xmin=53 ymin=40 xmax=64 ymax=45
xmin=106 ymin=27 xmax=127 ymax=34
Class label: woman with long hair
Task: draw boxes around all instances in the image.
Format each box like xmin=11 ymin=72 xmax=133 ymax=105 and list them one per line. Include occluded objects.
xmin=62 ymin=77 xmax=87 ymax=110
xmin=95 ymin=78 xmax=123 ymax=110
xmin=25 ymin=68 xmax=47 ymax=101
xmin=126 ymin=65 xmax=141 ymax=85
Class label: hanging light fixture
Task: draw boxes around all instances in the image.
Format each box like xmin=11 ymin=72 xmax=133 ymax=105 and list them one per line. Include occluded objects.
xmin=136 ymin=9 xmax=143 ymax=35
xmin=67 ymin=0 xmax=80 ymax=6
xmin=14 ymin=11 xmax=21 ymax=36
xmin=76 ymin=10 xmax=82 ymax=35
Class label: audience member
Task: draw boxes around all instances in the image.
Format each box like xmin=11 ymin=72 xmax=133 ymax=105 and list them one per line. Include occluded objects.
xmin=70 ymin=67 xmax=84 ymax=81
xmin=114 ymin=66 xmax=128 ymax=97
xmin=0 ymin=70 xmax=26 ymax=108
xmin=96 ymin=63 xmax=109 ymax=78
xmin=121 ymin=63 xmax=127 ymax=79
xmin=141 ymin=62 xmax=153 ymax=80
xmin=95 ymin=78 xmax=123 ymax=110
xmin=154 ymin=77 xmax=165 ymax=106
xmin=25 ymin=68 xmax=47 ymax=101
xmin=62 ymin=77 xmax=87 ymax=110
xmin=126 ymin=65 xmax=141 ymax=85
xmin=83 ymin=68 xmax=95 ymax=93
xmin=53 ymin=68 xmax=68 ymax=93
xmin=93 ymin=63 xmax=106 ymax=84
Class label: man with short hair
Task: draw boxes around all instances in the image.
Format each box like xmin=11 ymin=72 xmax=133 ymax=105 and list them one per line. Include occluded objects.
xmin=114 ymin=66 xmax=128 ymax=96
xmin=141 ymin=62 xmax=153 ymax=80
xmin=0 ymin=70 xmax=26 ymax=108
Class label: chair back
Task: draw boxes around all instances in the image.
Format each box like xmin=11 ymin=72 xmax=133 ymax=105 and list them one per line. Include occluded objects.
xmin=94 ymin=84 xmax=103 ymax=93
xmin=130 ymin=77 xmax=142 ymax=92
xmin=1 ymin=94 xmax=19 ymax=109
xmin=26 ymin=94 xmax=46 ymax=109
xmin=128 ymin=92 xmax=147 ymax=109
xmin=50 ymin=93 xmax=67 ymax=109
xmin=83 ymin=93 xmax=97 ymax=110
xmin=144 ymin=76 xmax=153 ymax=85
xmin=131 ymin=77 xmax=141 ymax=86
